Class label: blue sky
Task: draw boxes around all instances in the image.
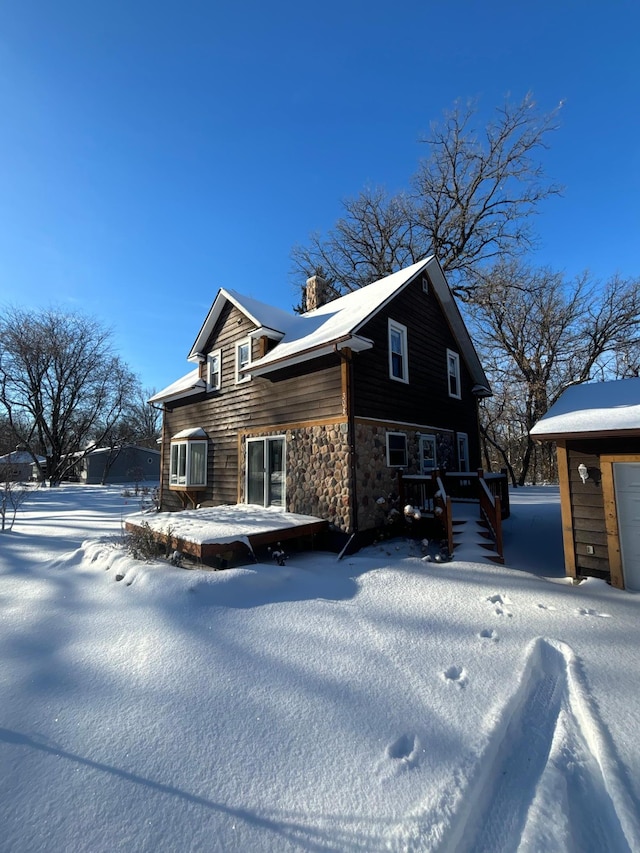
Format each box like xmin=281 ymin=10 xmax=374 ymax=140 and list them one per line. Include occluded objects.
xmin=1 ymin=1 xmax=638 ymax=392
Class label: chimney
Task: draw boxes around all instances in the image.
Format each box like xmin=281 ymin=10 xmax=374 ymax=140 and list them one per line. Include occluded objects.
xmin=305 ymin=274 xmax=332 ymax=311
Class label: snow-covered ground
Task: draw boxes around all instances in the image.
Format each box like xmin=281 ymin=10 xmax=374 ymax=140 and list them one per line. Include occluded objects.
xmin=1 ymin=484 xmax=639 ymax=852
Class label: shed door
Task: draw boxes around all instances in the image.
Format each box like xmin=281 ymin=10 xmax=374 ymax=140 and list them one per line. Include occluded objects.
xmin=613 ymin=463 xmax=640 ymax=591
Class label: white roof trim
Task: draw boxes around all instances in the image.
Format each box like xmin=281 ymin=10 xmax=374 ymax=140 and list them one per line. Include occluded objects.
xmin=148 ymin=369 xmax=206 ymax=404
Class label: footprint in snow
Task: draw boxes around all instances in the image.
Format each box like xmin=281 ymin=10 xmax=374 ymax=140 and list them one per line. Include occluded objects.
xmin=486 ymin=593 xmax=513 ymax=617
xmin=442 ymin=665 xmax=468 ymax=687
xmin=576 ymin=607 xmax=611 ymax=618
xmin=387 ymin=733 xmax=418 ymax=764
xmin=479 ymin=628 xmax=499 ymax=642
xmin=536 ymin=603 xmax=556 ymax=611
xmin=377 ymin=733 xmax=421 ymax=780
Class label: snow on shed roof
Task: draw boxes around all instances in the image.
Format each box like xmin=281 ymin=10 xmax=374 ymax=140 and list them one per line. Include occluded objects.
xmin=530 ymin=377 xmax=640 ymax=440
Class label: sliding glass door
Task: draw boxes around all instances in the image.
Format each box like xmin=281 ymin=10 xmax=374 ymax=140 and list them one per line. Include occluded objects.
xmin=246 ymin=437 xmax=285 ymax=508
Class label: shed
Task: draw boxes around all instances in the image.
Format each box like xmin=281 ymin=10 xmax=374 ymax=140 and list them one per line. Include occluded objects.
xmin=530 ymin=378 xmax=640 ymax=590
xmin=76 ymin=446 xmax=161 ymax=485
xmin=0 ymin=451 xmax=45 ymax=482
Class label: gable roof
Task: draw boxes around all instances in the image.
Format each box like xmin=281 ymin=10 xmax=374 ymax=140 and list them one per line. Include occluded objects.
xmin=530 ymin=377 xmax=640 ymax=441
xmin=153 ymin=257 xmax=491 ymax=402
xmin=0 ymin=451 xmax=46 ymax=465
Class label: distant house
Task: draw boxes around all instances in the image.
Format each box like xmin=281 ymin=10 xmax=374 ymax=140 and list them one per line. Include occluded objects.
xmin=74 ymin=446 xmax=160 ymax=485
xmin=151 ymin=256 xmax=492 ymax=541
xmin=0 ymin=451 xmax=45 ymax=482
xmin=531 ymin=378 xmax=640 ymax=591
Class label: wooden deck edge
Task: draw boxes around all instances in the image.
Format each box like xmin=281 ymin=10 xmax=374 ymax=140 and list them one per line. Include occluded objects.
xmin=124 ymin=518 xmax=329 ymax=563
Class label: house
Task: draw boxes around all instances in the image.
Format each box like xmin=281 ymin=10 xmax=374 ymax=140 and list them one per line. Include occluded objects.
xmin=150 ymin=256 xmax=492 ymax=544
xmin=530 ymin=377 xmax=640 ymax=591
xmin=72 ymin=445 xmax=161 ymax=485
xmin=0 ymin=450 xmax=45 ymax=482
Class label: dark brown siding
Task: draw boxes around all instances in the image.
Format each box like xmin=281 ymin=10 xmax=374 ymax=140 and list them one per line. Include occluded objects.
xmin=160 ymin=303 xmax=343 ymax=511
xmin=353 ymin=276 xmax=482 ymax=467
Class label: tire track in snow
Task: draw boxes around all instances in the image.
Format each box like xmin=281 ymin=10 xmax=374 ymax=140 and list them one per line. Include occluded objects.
xmin=436 ymin=638 xmax=640 ymax=853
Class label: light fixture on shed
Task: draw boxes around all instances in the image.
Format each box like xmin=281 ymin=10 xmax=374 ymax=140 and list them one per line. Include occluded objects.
xmin=578 ymin=463 xmax=589 ymax=484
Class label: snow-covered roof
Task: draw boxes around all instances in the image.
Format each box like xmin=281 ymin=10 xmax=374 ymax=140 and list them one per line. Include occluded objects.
xmin=83 ymin=445 xmax=161 ymax=456
xmin=148 ymin=368 xmax=206 ymax=404
xmin=0 ymin=451 xmax=46 ymax=465
xmin=530 ymin=377 xmax=640 ymax=440
xmin=171 ymin=428 xmax=208 ymax=440
xmin=247 ymin=260 xmax=433 ymax=374
xmin=189 ymin=289 xmax=294 ymax=359
xmin=169 ymin=257 xmax=487 ymax=390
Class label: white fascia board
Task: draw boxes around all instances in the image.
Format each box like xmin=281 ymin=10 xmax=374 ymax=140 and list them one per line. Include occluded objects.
xmin=247 ymin=335 xmax=373 ymax=377
xmin=247 ymin=326 xmax=285 ymax=341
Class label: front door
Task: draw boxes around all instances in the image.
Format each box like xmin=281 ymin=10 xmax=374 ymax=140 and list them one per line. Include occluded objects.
xmin=246 ymin=437 xmax=285 ymax=508
xmin=613 ymin=463 xmax=640 ymax=591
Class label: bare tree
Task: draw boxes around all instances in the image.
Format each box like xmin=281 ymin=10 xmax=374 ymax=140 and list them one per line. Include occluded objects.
xmin=291 ymin=93 xmax=562 ymax=302
xmin=291 ymin=188 xmax=424 ymax=306
xmin=0 ymin=307 xmax=138 ymax=485
xmin=126 ymin=386 xmax=162 ymax=448
xmin=412 ymin=94 xmax=562 ymax=295
xmin=0 ymin=464 xmax=31 ymax=532
xmin=469 ymin=261 xmax=640 ymax=483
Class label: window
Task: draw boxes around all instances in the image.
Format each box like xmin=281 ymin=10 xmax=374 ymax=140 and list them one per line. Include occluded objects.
xmin=447 ymin=349 xmax=461 ymax=399
xmin=420 ymin=434 xmax=437 ymax=473
xmin=386 ymin=432 xmax=408 ymax=467
xmin=457 ymin=433 xmax=469 ymax=472
xmin=388 ymin=320 xmax=409 ymax=383
xmin=422 ymin=275 xmax=429 ymax=294
xmin=207 ymin=349 xmax=221 ymax=390
xmin=236 ymin=338 xmax=251 ymax=383
xmin=169 ymin=439 xmax=207 ymax=488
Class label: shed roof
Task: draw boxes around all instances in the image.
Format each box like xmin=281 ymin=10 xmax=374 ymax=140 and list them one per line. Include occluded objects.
xmin=530 ymin=377 xmax=640 ymax=440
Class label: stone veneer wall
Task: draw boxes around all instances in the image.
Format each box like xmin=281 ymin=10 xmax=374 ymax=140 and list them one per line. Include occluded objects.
xmin=239 ymin=420 xmax=456 ymax=534
xmin=354 ymin=419 xmax=455 ymax=531
xmin=239 ymin=423 xmax=352 ymax=531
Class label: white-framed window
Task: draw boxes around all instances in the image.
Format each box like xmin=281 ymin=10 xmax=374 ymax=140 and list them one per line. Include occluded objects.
xmin=457 ymin=433 xmax=469 ymax=472
xmin=207 ymin=349 xmax=221 ymax=391
xmin=447 ymin=349 xmax=461 ymax=399
xmin=386 ymin=432 xmax=408 ymax=467
xmin=388 ymin=319 xmax=409 ymax=383
xmin=235 ymin=338 xmax=251 ymax=383
xmin=420 ymin=434 xmax=437 ymax=474
xmin=169 ymin=439 xmax=207 ymax=488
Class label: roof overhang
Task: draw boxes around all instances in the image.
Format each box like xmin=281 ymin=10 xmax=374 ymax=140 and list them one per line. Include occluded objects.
xmin=246 ymin=334 xmax=374 ymax=377
xmin=148 ymin=370 xmax=207 ymax=404
xmin=531 ymin=428 xmax=640 ymax=443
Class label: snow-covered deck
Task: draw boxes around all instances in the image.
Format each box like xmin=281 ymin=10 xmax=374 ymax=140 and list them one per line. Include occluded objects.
xmin=124 ymin=504 xmax=328 ymax=565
